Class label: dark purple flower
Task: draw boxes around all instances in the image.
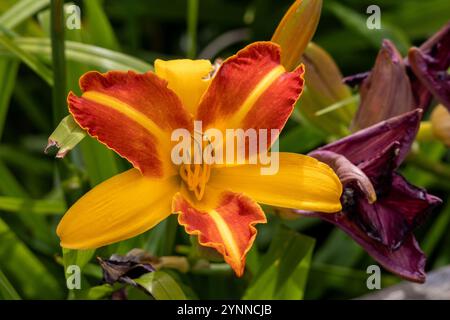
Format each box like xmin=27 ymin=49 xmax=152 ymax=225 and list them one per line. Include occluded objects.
xmin=298 ymin=110 xmax=442 ymax=283
xmin=350 ymin=40 xmax=415 ymax=131
xmin=408 ymin=22 xmax=450 ymax=111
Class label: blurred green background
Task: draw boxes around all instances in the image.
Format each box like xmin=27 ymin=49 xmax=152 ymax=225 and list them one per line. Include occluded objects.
xmin=0 ymin=0 xmax=449 ymax=300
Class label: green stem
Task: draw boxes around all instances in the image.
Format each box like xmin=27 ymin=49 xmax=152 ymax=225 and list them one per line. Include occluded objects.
xmin=186 ymin=0 xmax=199 ymax=59
xmin=50 ymin=0 xmax=66 ymax=126
xmin=314 ymin=94 xmax=359 ymax=117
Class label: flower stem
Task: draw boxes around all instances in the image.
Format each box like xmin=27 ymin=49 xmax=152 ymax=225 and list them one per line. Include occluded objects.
xmin=50 ymin=0 xmax=66 ymax=126
xmin=186 ymin=0 xmax=199 ymax=59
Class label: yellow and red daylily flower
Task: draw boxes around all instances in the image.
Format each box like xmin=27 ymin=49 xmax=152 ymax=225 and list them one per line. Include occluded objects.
xmin=56 ymin=42 xmax=342 ymax=276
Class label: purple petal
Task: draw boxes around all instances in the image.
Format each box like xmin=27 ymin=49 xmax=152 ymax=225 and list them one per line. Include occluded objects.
xmin=384 ymin=173 xmax=442 ymax=229
xmin=345 ymin=22 xmax=450 ymax=112
xmin=316 ymin=210 xmax=426 ymax=282
xmin=418 ymin=21 xmax=450 ymax=66
xmin=408 ymin=47 xmax=450 ymax=111
xmin=355 ymin=173 xmax=441 ymax=249
xmin=407 ymin=22 xmax=450 ymax=111
xmin=351 ymin=40 xmax=416 ymax=131
xmin=408 ymin=70 xmax=433 ymax=111
xmin=343 ymin=71 xmax=370 ymax=87
xmin=317 ymin=109 xmax=422 ymax=166
xmin=357 ymin=141 xmax=400 ymax=190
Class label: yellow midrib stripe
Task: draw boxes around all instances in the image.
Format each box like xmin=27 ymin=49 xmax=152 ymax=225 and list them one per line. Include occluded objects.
xmin=82 ymin=91 xmax=167 ymax=141
xmin=208 ymin=209 xmax=241 ymax=265
xmin=228 ymin=65 xmax=285 ymax=126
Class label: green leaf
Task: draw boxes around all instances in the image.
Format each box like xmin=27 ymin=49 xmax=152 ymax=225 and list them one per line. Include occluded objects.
xmin=0 ymin=160 xmax=26 ymax=196
xmin=134 ymin=271 xmax=187 ymax=300
xmin=383 ymin=0 xmax=450 ymax=39
xmin=314 ymin=229 xmax=364 ymax=267
xmin=83 ymin=0 xmax=120 ymax=51
xmin=243 ymin=226 xmax=315 ymax=300
xmin=423 ymin=198 xmax=450 ymax=256
xmin=0 ymin=196 xmax=66 ymax=215
xmin=0 ymin=57 xmax=19 ymax=140
xmin=13 ymin=83 xmax=51 ymax=132
xmin=0 ymin=0 xmax=50 ymax=29
xmin=279 ymin=119 xmax=325 ymax=153
xmin=0 ymin=268 xmax=21 ymax=299
xmin=157 ymin=215 xmax=179 ymax=256
xmin=62 ymin=248 xmax=96 ymax=272
xmin=402 ymin=142 xmax=446 ymax=187
xmin=0 ymin=159 xmax=57 ymax=251
xmin=307 ymin=263 xmax=399 ymax=299
xmin=82 ymin=284 xmax=114 ymax=300
xmin=0 ymin=144 xmax=53 ymax=176
xmin=61 ymin=248 xmax=96 ymax=299
xmin=0 ymin=218 xmax=61 ymax=299
xmin=326 ymin=1 xmax=410 ymax=55
xmin=244 ymin=245 xmax=260 ymax=276
xmin=46 ymin=115 xmax=86 ymax=158
xmin=79 ymin=137 xmax=119 ymax=187
xmin=6 ymin=37 xmax=153 ymax=72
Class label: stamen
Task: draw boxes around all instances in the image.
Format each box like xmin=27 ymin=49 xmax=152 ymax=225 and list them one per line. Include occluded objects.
xmin=179 ymin=134 xmax=212 ymax=201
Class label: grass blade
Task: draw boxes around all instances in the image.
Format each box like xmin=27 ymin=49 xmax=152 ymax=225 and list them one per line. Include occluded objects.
xmin=0 ymin=32 xmax=53 ymax=85
xmin=5 ymin=37 xmax=153 ymax=72
xmin=326 ymin=1 xmax=410 ymax=54
xmin=0 ymin=0 xmax=50 ymax=29
xmin=0 ymin=268 xmax=21 ymax=300
xmin=83 ymin=0 xmax=120 ymax=50
xmin=0 ymin=196 xmax=66 ymax=215
xmin=0 ymin=218 xmax=61 ymax=299
xmin=243 ymin=226 xmax=315 ymax=300
xmin=134 ymin=271 xmax=187 ymax=300
xmin=0 ymin=57 xmax=19 ymax=140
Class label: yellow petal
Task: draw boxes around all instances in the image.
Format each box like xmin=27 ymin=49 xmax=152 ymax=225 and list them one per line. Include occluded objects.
xmin=57 ymin=168 xmax=179 ymax=249
xmin=155 ymin=59 xmax=212 ymax=114
xmin=208 ymin=152 xmax=342 ymax=213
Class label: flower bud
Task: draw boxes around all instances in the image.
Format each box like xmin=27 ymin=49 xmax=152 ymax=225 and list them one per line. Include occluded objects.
xmin=271 ymin=0 xmax=322 ymax=71
xmin=299 ymin=42 xmax=356 ymax=136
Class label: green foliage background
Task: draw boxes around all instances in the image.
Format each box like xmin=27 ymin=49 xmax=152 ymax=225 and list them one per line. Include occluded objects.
xmin=0 ymin=0 xmax=449 ymax=299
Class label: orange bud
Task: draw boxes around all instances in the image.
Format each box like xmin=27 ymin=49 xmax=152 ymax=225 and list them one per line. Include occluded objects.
xmin=272 ymin=0 xmax=322 ymax=71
